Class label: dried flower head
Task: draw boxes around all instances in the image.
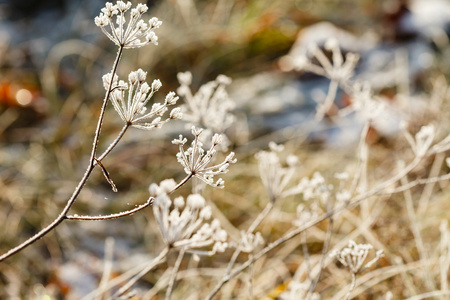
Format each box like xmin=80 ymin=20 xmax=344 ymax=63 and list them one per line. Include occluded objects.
xmin=102 ymin=69 xmax=179 ymax=130
xmin=177 ymin=72 xmax=235 ymax=136
xmin=95 ymin=1 xmax=162 ymax=48
xmin=172 ymin=127 xmax=237 ymax=188
xmin=330 ymin=240 xmax=384 ymax=274
xmin=152 ymin=192 xmax=228 ymax=255
xmin=239 ymin=231 xmax=264 ymax=253
xmin=255 ymin=142 xmax=300 ymax=202
xmin=403 ymin=124 xmax=435 ymax=158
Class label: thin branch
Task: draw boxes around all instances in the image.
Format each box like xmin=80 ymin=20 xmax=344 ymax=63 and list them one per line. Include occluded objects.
xmin=66 ymin=174 xmax=193 ymax=221
xmin=166 ymin=248 xmax=186 ymax=300
xmin=66 ymin=197 xmax=153 ymax=220
xmin=97 ymin=123 xmax=130 ymax=162
xmin=0 ymin=46 xmax=124 ymax=262
xmin=114 ymin=247 xmax=169 ymax=298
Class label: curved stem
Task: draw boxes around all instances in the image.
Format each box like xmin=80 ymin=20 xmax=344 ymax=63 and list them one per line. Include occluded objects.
xmin=0 ymin=46 xmax=124 ymax=262
xmin=66 ymin=174 xmax=193 ymax=221
xmin=97 ymin=123 xmax=130 ymax=162
xmin=66 ymin=197 xmax=154 ymax=221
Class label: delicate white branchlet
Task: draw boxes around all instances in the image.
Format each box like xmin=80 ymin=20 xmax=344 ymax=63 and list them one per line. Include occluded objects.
xmin=255 ymin=142 xmax=299 ymax=202
xmin=176 ymin=72 xmax=235 ymax=137
xmin=292 ymin=203 xmax=322 ymax=228
xmin=95 ymin=1 xmax=162 ymax=48
xmin=172 ymin=127 xmax=237 ymax=188
xmin=403 ymin=123 xmax=435 ymax=158
xmin=350 ymin=81 xmax=385 ymax=120
xmin=292 ymin=172 xmax=332 ymax=203
xmin=279 ymin=280 xmax=320 ymax=300
xmin=330 ymin=240 xmax=384 ymax=274
xmin=102 ymin=69 xmax=180 ymax=130
xmin=239 ymin=231 xmax=264 ymax=253
xmin=152 ymin=192 xmax=228 ymax=254
xmin=305 ymin=39 xmax=360 ymax=83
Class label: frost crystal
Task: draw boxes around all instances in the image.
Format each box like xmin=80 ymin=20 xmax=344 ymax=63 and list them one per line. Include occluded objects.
xmin=95 ymin=1 xmax=162 ymax=48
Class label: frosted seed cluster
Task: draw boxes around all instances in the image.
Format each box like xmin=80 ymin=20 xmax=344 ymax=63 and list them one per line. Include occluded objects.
xmin=95 ymin=1 xmax=162 ymax=48
xmin=152 ymin=188 xmax=227 ymax=255
xmin=177 ymin=72 xmax=235 ymax=138
xmin=172 ymin=127 xmax=237 ymax=188
xmin=330 ymin=240 xmax=384 ymax=274
xmin=102 ymin=69 xmax=180 ymax=130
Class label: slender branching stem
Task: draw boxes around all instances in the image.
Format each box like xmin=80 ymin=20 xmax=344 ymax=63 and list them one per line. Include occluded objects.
xmin=0 ymin=46 xmax=124 ymax=262
xmin=66 ymin=174 xmax=193 ymax=220
xmin=166 ymin=248 xmax=186 ymax=300
xmin=224 ymin=201 xmax=274 ymax=276
xmin=114 ymin=247 xmax=169 ymax=297
xmin=97 ymin=123 xmax=130 ymax=162
xmin=345 ymin=272 xmax=357 ymax=300
xmin=66 ymin=197 xmax=154 ymax=220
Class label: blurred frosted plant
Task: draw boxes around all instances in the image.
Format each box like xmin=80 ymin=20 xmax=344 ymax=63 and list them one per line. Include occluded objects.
xmin=402 ymin=123 xmax=435 ymax=157
xmin=350 ymin=81 xmax=385 ymax=121
xmin=103 ymin=69 xmax=180 ymax=130
xmin=94 ymin=1 xmax=162 ymax=48
xmin=330 ymin=240 xmax=384 ymax=274
xmin=255 ymin=142 xmax=300 ymax=202
xmin=292 ymin=203 xmax=322 ymax=228
xmin=330 ymin=240 xmax=384 ymax=300
xmin=286 ymin=172 xmax=333 ymax=204
xmin=152 ymin=191 xmax=228 ymax=255
xmin=289 ymin=38 xmax=359 ymax=83
xmin=279 ymin=280 xmax=320 ymax=300
xmin=172 ymin=127 xmax=237 ymax=188
xmin=177 ymin=72 xmax=235 ymax=138
xmin=239 ymin=231 xmax=264 ymax=253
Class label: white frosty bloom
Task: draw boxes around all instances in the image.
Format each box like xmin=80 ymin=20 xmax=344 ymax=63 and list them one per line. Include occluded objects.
xmin=255 ymin=142 xmax=299 ymax=202
xmin=177 ymin=72 xmax=235 ymax=138
xmin=172 ymin=127 xmax=237 ymax=188
xmin=239 ymin=231 xmax=264 ymax=253
xmin=95 ymin=1 xmax=162 ymax=48
xmin=104 ymin=69 xmax=179 ymax=130
xmin=330 ymin=240 xmax=384 ymax=274
xmin=153 ymin=192 xmax=228 ymax=254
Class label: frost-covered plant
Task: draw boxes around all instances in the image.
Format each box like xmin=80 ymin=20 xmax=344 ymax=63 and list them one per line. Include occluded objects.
xmin=331 ymin=240 xmax=384 ymax=300
xmin=255 ymin=142 xmax=299 ymax=202
xmin=151 ymin=188 xmax=228 ymax=256
xmin=103 ymin=68 xmax=181 ymax=129
xmin=94 ymin=1 xmax=161 ymax=48
xmin=177 ymin=72 xmax=235 ymax=136
xmin=172 ymin=126 xmax=237 ymax=188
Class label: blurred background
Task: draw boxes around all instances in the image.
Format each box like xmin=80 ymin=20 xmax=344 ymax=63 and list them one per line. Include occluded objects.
xmin=1 ymin=0 xmax=450 ymax=298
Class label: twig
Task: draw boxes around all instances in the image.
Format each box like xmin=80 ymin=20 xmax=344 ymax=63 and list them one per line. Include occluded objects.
xmin=66 ymin=174 xmax=193 ymax=221
xmin=114 ymin=247 xmax=169 ymax=298
xmin=166 ymin=248 xmax=186 ymax=300
xmin=97 ymin=237 xmax=115 ymax=300
xmin=0 ymin=46 xmax=124 ymax=262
